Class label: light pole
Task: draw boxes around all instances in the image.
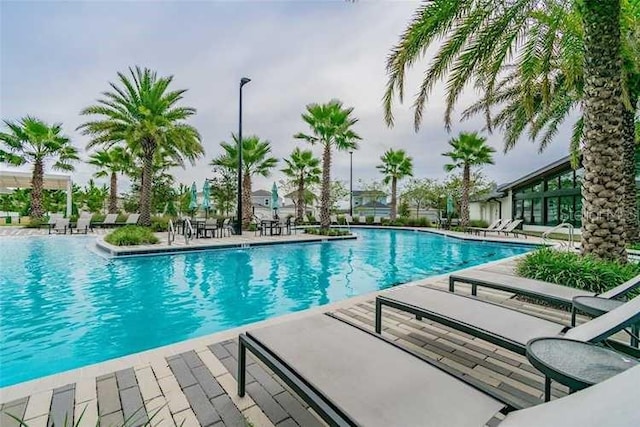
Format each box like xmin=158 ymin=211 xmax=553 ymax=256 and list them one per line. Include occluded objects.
xmin=236 ymin=77 xmax=251 ymax=235
xmin=349 ymin=150 xmax=353 ymax=217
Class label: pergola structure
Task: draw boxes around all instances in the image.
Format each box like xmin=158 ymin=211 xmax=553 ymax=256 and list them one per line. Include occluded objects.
xmin=0 ymin=169 xmax=73 ymax=216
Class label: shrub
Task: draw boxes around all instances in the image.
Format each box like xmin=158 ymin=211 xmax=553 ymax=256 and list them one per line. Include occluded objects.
xmin=304 ymin=227 xmax=351 ymax=236
xmin=351 ymin=217 xmax=360 ymax=224
xmin=117 ymin=213 xmax=129 ymax=223
xmin=393 ymin=218 xmax=407 ymax=226
xmin=24 ymin=218 xmax=46 ymax=228
xmin=381 ymin=218 xmax=391 ymax=226
xmin=366 ymin=216 xmax=374 ymax=224
xmin=150 ymin=215 xmax=172 ymax=232
xmin=104 ymin=226 xmax=159 ymax=246
xmin=417 ymin=217 xmax=431 ymax=227
xmin=91 ymin=214 xmax=106 ymax=224
xmin=516 ymin=248 xmax=640 ymax=294
xmin=469 ymin=219 xmax=489 ymax=228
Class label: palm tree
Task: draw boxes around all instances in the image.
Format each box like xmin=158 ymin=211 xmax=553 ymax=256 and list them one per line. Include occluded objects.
xmin=442 ymin=132 xmax=495 ymax=228
xmin=384 ymin=0 xmax=629 ymax=261
xmin=210 ymin=134 xmax=277 ymax=227
xmin=282 ymin=147 xmax=322 ymax=222
xmin=78 ymin=66 xmax=203 ymax=226
xmin=376 ymin=149 xmax=413 ymax=221
xmin=294 ymin=100 xmax=361 ymax=229
xmin=88 ymin=147 xmax=132 ymax=214
xmin=0 ymin=117 xmax=79 ymax=219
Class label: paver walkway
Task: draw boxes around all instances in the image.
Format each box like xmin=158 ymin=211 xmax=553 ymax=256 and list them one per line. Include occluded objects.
xmin=1 ymin=246 xmax=596 ymax=427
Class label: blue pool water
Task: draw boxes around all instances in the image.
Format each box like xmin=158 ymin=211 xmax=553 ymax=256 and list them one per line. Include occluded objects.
xmin=0 ymin=229 xmax=531 ymax=386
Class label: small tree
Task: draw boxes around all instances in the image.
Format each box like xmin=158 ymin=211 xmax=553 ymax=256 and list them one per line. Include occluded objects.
xmin=377 ymin=149 xmax=413 ymax=220
xmin=401 ymin=178 xmax=441 ymax=219
xmin=210 ymin=166 xmax=237 ymax=216
xmin=329 ymin=181 xmax=350 ymax=213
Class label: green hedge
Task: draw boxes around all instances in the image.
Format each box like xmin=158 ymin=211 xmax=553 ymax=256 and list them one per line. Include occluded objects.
xmin=104 ymin=226 xmax=159 ymax=246
xmin=516 ymin=248 xmax=640 ymax=294
xmin=304 ymin=228 xmax=351 ymax=236
xmin=469 ymin=219 xmax=489 ymax=228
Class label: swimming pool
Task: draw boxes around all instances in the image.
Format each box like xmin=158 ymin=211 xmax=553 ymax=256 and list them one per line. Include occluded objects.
xmin=0 ymin=229 xmax=532 ymax=387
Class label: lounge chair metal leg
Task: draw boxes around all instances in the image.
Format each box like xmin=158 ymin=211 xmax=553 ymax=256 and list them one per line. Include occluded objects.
xmin=544 ymin=377 xmax=551 ymax=402
xmin=415 ymin=315 xmax=422 ymax=321
xmin=448 ymin=277 xmax=455 ymax=292
xmin=571 ymin=307 xmax=577 ymax=327
xmin=375 ymin=298 xmax=382 ymax=334
xmin=472 ymin=284 xmax=477 ymax=296
xmin=238 ymin=337 xmax=246 ymax=397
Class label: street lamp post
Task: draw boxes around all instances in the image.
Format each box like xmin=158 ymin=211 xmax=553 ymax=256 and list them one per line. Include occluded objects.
xmin=236 ymin=77 xmax=251 ymax=236
xmin=349 ymin=150 xmax=353 ymax=217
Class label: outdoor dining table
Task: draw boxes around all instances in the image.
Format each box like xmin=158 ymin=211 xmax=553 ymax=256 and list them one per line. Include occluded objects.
xmin=261 ymin=219 xmax=281 ymax=236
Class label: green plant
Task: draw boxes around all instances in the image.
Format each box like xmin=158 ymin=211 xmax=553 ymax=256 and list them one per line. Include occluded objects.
xmin=104 ymin=225 xmax=159 ymax=246
xmin=150 ymin=215 xmax=172 ymax=232
xmin=337 ymin=215 xmax=346 ymax=225
xmin=24 ymin=218 xmax=46 ymax=228
xmin=381 ymin=218 xmax=391 ymax=226
xmin=365 ymin=216 xmax=374 ymax=224
xmin=304 ymin=227 xmax=351 ymax=236
xmin=417 ymin=217 xmax=431 ymax=227
xmin=377 ymin=148 xmax=414 ymax=220
xmin=516 ymin=248 xmax=640 ymax=294
xmin=351 ymin=216 xmax=359 ymax=224
xmin=469 ymin=219 xmax=489 ymax=228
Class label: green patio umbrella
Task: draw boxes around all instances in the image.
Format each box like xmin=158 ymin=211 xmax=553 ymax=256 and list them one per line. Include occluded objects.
xmin=189 ymin=182 xmax=198 ymax=214
xmin=446 ymin=195 xmax=454 ymax=217
xmin=202 ymin=180 xmax=211 ymax=218
xmin=271 ymin=182 xmax=280 ymax=217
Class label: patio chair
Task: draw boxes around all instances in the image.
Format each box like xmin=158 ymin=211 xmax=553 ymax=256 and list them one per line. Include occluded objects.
xmin=375 ymin=286 xmax=640 ymax=357
xmin=49 ymin=218 xmax=70 ymax=235
xmin=118 ymin=213 xmax=140 ymax=226
xmin=238 ymin=313 xmax=640 ymax=427
xmin=98 ymin=213 xmax=118 ymax=228
xmin=45 ymin=213 xmax=63 ymax=231
xmin=251 ymin=216 xmax=263 ymax=236
xmin=72 ymin=217 xmax=91 ymax=234
xmin=344 ymin=214 xmax=353 ymax=224
xmin=448 ymin=270 xmax=640 ymax=308
xmin=468 ymin=218 xmax=503 ymax=235
xmin=482 ymin=219 xmax=522 ymax=237
xmin=199 ymin=218 xmax=218 ymax=238
xmin=373 ymin=216 xmax=382 ymax=225
xmin=358 ymin=215 xmax=366 ymax=224
xmin=221 ymin=218 xmax=234 ymax=236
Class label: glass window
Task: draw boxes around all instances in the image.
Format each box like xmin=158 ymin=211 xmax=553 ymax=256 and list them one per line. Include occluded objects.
xmin=546 ymin=176 xmax=559 ymax=191
xmin=532 ymin=199 xmax=542 ymax=225
xmin=575 ymin=168 xmax=584 ymax=187
xmin=514 ymin=200 xmax=523 ymax=220
xmin=560 ymin=196 xmax=574 ymax=223
xmin=523 ymin=199 xmax=532 ymax=224
xmin=546 ymin=197 xmax=559 ymax=226
xmin=560 ymin=171 xmax=574 ymax=189
xmin=532 ymin=181 xmax=543 ymax=193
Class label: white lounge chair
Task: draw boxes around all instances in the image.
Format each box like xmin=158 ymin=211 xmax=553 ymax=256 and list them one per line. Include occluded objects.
xmin=50 ymin=218 xmax=70 ymax=234
xmin=99 ymin=214 xmax=118 ymax=228
xmin=72 ymin=217 xmax=91 ymax=234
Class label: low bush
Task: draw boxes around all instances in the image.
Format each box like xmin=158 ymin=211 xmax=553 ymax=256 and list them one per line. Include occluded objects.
xmin=24 ymin=218 xmax=46 ymax=228
xmin=351 ymin=217 xmax=360 ymax=224
xmin=516 ymin=248 xmax=640 ymax=294
xmin=628 ymin=242 xmax=640 ymax=251
xmin=150 ymin=215 xmax=172 ymax=232
xmin=380 ymin=218 xmax=390 ymax=226
xmin=365 ymin=216 xmax=374 ymax=224
xmin=304 ymin=227 xmax=351 ymax=236
xmin=469 ymin=219 xmax=489 ymax=228
xmin=104 ymin=225 xmax=159 ymax=246
xmin=393 ymin=217 xmax=407 ymax=226
xmin=417 ymin=217 xmax=431 ymax=227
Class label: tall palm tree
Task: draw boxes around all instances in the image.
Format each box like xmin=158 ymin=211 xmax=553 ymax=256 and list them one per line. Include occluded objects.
xmin=210 ymin=134 xmax=277 ymax=227
xmin=384 ymin=0 xmax=629 ymax=261
xmin=376 ymin=149 xmax=413 ymax=220
xmin=282 ymin=147 xmax=322 ymax=222
xmin=78 ymin=66 xmax=203 ymax=226
xmin=0 ymin=117 xmax=79 ymax=219
xmin=442 ymin=132 xmax=495 ymax=228
xmin=294 ymin=100 xmax=361 ymax=229
xmin=88 ymin=147 xmax=133 ymax=213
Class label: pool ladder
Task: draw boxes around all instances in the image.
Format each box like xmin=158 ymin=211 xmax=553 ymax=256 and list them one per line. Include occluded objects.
xmin=184 ymin=218 xmax=194 ymax=245
xmin=542 ymin=223 xmax=575 ymax=251
xmin=168 ymin=219 xmax=176 ymax=246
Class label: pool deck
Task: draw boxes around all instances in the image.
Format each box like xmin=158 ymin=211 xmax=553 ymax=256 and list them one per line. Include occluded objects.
xmin=2 ymin=249 xmax=617 ymax=427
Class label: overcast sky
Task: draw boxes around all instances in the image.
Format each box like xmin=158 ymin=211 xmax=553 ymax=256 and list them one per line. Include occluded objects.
xmin=1 ymin=0 xmax=575 ymax=194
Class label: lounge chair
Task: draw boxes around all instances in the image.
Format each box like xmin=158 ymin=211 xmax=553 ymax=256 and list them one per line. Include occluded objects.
xmin=45 ymin=213 xmax=63 ymax=231
xmin=199 ymin=218 xmax=218 ymax=238
xmin=449 ymin=270 xmax=640 ymax=307
xmin=375 ymin=286 xmax=640 ymax=357
xmin=98 ymin=213 xmax=118 ymax=228
xmin=49 ymin=218 xmax=70 ymax=235
xmin=472 ymin=218 xmax=513 ymax=236
xmin=118 ymin=213 xmax=140 ymax=226
xmin=373 ymin=216 xmax=382 ymax=225
xmin=330 ymin=214 xmax=338 ymax=225
xmin=468 ymin=218 xmax=504 ymax=235
xmin=238 ymin=314 xmax=640 ymax=427
xmin=484 ymin=218 xmax=523 ymax=237
xmin=221 ymin=218 xmax=234 ymax=236
xmin=358 ymin=215 xmax=366 ymax=224
xmin=72 ymin=217 xmax=91 ymax=234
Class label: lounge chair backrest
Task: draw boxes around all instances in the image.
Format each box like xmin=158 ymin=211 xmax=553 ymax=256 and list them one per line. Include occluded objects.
xmin=359 ymin=216 xmax=366 ymax=223
xmin=598 ymin=274 xmax=640 ymax=299
xmin=54 ymin=218 xmax=69 ymax=230
xmin=503 ymin=219 xmax=522 ymax=232
xmin=564 ymin=295 xmax=640 ymax=343
xmin=493 ymin=219 xmax=511 ymax=231
xmin=222 ymin=218 xmax=230 ymax=226
xmin=486 ymin=219 xmax=501 ymax=230
xmin=77 ymin=218 xmax=90 ymax=229
xmin=103 ymin=214 xmax=117 ymax=224
xmin=48 ymin=213 xmax=63 ymax=225
xmin=374 ymin=216 xmax=381 ymax=223
xmin=344 ymin=215 xmax=352 ymax=223
xmin=126 ymin=213 xmax=140 ymax=224
xmin=79 ymin=212 xmax=92 ymax=219
xmin=499 ymin=365 xmax=640 ymax=427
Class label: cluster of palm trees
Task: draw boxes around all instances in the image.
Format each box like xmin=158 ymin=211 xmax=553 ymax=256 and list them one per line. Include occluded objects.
xmin=384 ymin=0 xmax=640 ymax=261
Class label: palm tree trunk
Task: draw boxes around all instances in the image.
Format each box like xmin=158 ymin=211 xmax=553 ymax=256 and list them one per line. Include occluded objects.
xmin=580 ymin=0 xmax=626 ymax=261
xmin=622 ymin=108 xmax=638 ymax=243
xmin=296 ymin=177 xmax=304 ymax=222
xmin=461 ymin=164 xmax=470 ymax=228
xmin=139 ymin=150 xmax=153 ymax=226
xmin=242 ymin=173 xmax=252 ymax=227
xmin=320 ymin=142 xmax=331 ymax=229
xmin=30 ymin=159 xmax=44 ymax=219
xmin=390 ymin=177 xmax=397 ymax=221
xmin=109 ymin=172 xmax=118 ymax=214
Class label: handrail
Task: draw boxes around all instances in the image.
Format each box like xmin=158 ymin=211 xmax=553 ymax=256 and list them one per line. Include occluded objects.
xmin=542 ymin=222 xmax=574 ymax=250
xmin=184 ymin=218 xmax=194 ymax=245
xmin=345 ymin=216 xmax=351 ymax=232
xmin=168 ymin=219 xmax=175 ymax=246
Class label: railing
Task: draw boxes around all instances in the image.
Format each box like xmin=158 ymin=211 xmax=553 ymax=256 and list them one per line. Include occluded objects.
xmin=184 ymin=218 xmax=194 ymax=245
xmin=345 ymin=216 xmax=351 ymax=232
xmin=168 ymin=219 xmax=176 ymax=246
xmin=542 ymin=222 xmax=574 ymax=250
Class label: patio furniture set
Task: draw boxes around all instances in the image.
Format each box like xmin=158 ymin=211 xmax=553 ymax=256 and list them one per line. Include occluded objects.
xmin=237 ymin=270 xmax=640 ymax=426
xmin=46 ymin=213 xmax=140 ymax=235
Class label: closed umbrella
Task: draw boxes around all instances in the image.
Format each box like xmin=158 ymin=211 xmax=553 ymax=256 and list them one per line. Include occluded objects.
xmin=271 ymin=182 xmax=280 ymax=218
xmin=202 ymin=180 xmax=211 ymax=218
xmin=446 ymin=195 xmax=454 ymax=217
xmin=189 ymin=182 xmax=198 ymax=215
